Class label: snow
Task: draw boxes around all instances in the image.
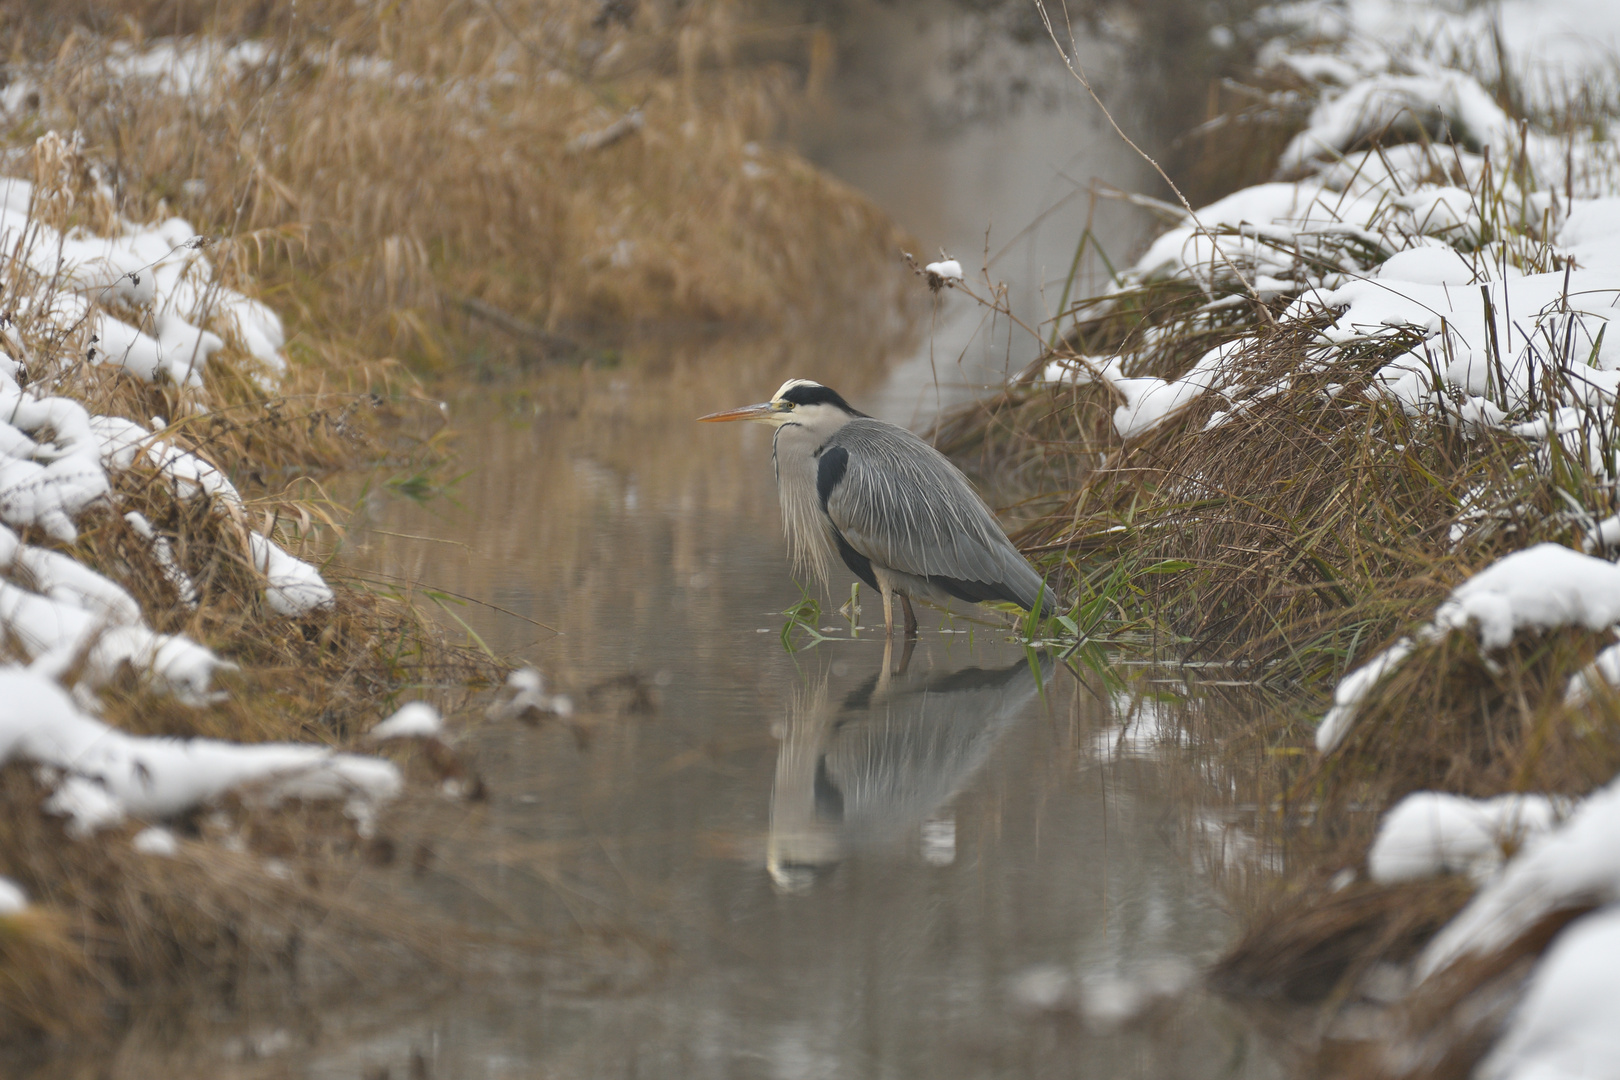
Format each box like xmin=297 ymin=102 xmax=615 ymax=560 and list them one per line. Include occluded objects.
xmin=1069 ymin=0 xmax=1620 ymax=1068
xmin=0 ymin=137 xmax=392 ymax=853
xmin=0 ymin=877 xmax=26 ymax=914
xmin=1475 ymin=904 xmax=1620 ymax=1080
xmin=1300 ymin=270 xmax=1620 ymax=421
xmin=1261 ymin=1 xmax=1620 ymax=116
xmin=1434 ymin=545 xmax=1620 ymax=650
xmin=1419 ymin=774 xmax=1620 ymax=979
xmin=0 ymin=524 xmax=140 ymax=625
xmin=1368 ymin=792 xmax=1560 ymax=884
xmin=1372 ymin=244 xmax=1476 ymax=287
xmin=0 ymin=168 xmax=287 ymax=387
xmin=1320 ymin=544 xmax=1620 ymax=751
xmin=132 ymin=826 xmax=179 ymax=857
xmin=90 ymin=417 xmax=335 ymax=617
xmin=0 ymin=516 xmax=227 ymax=704
xmin=924 ymin=259 xmax=964 ymax=283
xmin=485 ymin=667 xmax=574 ymax=721
xmin=1278 ymin=71 xmax=1513 ymax=175
xmin=249 ymin=533 xmax=336 ymax=617
xmin=0 ymin=668 xmax=401 ymax=836
xmin=1102 ymin=340 xmax=1247 ymax=439
xmin=103 ymin=39 xmax=272 ymax=99
xmin=1048 ymin=0 xmax=1620 ymax=448
xmin=1093 ymin=190 xmax=1620 ymax=443
xmin=1561 ymin=199 xmax=1620 ymax=276
xmin=369 ymin=701 xmax=444 ymax=740
xmin=1566 ymin=640 xmax=1620 ymax=707
xmin=124 ymin=512 xmax=198 ymax=608
xmin=0 ymin=377 xmax=111 ymax=542
xmin=0 ymin=155 xmax=324 ymax=626
xmin=1315 ymin=637 xmax=1412 ymax=753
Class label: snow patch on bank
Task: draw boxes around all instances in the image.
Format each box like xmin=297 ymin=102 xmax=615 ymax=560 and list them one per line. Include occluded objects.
xmin=369 ymin=701 xmax=444 ymax=740
xmin=0 ymin=135 xmax=388 ymax=854
xmin=1419 ymin=774 xmax=1620 ymax=979
xmin=0 ymin=669 xmax=400 ymax=836
xmin=1475 ymin=904 xmax=1620 ymax=1080
xmin=1317 ymin=544 xmax=1620 ymax=751
xmin=0 ymin=170 xmax=286 ymax=386
xmin=1368 ymin=792 xmax=1561 ymax=884
xmin=1036 ymin=0 xmax=1620 ymax=448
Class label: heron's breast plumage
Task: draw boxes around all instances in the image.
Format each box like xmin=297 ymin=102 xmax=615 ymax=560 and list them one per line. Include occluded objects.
xmin=773 ymin=421 xmax=838 ymax=583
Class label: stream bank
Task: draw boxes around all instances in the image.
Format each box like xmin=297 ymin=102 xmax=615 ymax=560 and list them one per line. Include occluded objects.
xmin=933 ymin=2 xmax=1620 ymax=1074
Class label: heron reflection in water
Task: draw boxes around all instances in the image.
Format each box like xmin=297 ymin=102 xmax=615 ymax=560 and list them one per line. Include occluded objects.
xmin=767 ymin=653 xmax=1052 ymax=890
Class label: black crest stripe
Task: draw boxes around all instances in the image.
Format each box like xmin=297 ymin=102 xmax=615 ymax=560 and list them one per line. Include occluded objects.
xmin=780 ymin=383 xmax=866 ymax=416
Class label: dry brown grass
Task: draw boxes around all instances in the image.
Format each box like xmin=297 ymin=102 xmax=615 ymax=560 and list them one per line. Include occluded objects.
xmin=0 ymin=33 xmax=485 ymax=1048
xmin=944 ymin=319 xmax=1549 ymax=668
xmin=1310 ymin=628 xmax=1620 ymax=825
xmin=994 ymin=311 xmax=1620 ymax=1048
xmin=925 ymin=29 xmax=1620 ymax=1063
xmin=0 ymin=760 xmax=484 ymax=1050
xmin=3 ymin=0 xmax=914 ymax=373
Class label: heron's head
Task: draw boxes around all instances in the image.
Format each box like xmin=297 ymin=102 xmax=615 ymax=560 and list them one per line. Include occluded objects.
xmin=698 ymin=379 xmax=865 ymax=430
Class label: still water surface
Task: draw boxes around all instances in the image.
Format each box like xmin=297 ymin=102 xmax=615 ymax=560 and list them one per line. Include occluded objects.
xmin=295 ymin=9 xmax=1274 ymax=1072
xmin=304 ymin=338 xmax=1279 ymax=1077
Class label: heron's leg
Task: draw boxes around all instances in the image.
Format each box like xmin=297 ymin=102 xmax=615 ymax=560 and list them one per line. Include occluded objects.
xmin=880 ymin=584 xmax=895 ymax=638
xmin=895 ymin=633 xmax=915 ymax=675
xmin=900 ymin=594 xmax=918 ymax=639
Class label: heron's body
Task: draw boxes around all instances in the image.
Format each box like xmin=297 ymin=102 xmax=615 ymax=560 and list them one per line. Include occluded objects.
xmin=701 ymin=380 xmax=1051 ymax=636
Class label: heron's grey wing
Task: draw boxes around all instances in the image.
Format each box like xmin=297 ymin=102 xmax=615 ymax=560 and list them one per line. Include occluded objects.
xmin=821 ymin=420 xmax=1050 ymax=612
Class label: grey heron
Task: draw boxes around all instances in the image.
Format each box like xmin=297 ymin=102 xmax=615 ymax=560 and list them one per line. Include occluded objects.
xmin=699 ymin=379 xmax=1052 ymax=637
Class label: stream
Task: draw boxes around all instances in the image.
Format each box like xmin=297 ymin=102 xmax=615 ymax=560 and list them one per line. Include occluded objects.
xmin=44 ymin=4 xmax=1287 ymax=1076
xmin=286 ymin=16 xmax=1281 ymax=1062
xmin=318 ymin=343 xmax=1280 ymax=1076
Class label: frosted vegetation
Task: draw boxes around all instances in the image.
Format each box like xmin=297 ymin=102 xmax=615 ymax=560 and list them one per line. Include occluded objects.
xmin=0 ymin=135 xmax=405 ymax=915
xmin=954 ymin=0 xmax=1620 ymax=1071
xmin=0 ymin=0 xmax=915 ymax=1044
xmin=1251 ymin=6 xmax=1620 ymax=1067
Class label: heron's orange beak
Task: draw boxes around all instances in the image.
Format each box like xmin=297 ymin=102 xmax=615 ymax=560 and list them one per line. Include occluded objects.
xmin=698 ymin=402 xmax=775 ymax=423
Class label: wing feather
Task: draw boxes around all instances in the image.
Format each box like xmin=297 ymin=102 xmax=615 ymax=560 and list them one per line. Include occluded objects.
xmin=823 ymin=420 xmax=1049 ymax=612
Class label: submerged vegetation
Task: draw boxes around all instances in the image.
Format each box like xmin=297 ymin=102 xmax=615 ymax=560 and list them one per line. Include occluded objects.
xmin=936 ymin=0 xmax=1620 ymax=1072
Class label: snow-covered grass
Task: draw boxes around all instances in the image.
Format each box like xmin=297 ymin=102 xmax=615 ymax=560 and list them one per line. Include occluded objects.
xmin=935 ymin=0 xmax=1620 ymax=1068
xmin=0 ymin=124 xmax=490 ymax=1044
xmin=940 ymin=0 xmax=1620 ymax=657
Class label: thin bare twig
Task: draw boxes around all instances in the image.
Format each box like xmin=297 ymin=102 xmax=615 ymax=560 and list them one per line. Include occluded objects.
xmin=1033 ymin=0 xmax=1276 ymax=326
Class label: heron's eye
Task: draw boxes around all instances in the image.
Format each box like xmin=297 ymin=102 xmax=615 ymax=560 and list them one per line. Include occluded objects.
xmin=780 ymin=401 xmax=795 ymax=410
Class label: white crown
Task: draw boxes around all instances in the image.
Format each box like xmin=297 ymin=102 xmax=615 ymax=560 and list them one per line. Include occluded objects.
xmin=772 ymin=378 xmax=824 ymax=400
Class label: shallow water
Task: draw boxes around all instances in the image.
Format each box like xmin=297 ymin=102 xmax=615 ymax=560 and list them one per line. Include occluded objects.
xmin=272 ymin=335 xmax=1279 ymax=1077
xmin=17 ymin=351 xmax=1282 ymax=1078
xmin=802 ymin=0 xmax=1156 ymax=424
xmin=37 ymin=9 xmax=1285 ymax=1074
